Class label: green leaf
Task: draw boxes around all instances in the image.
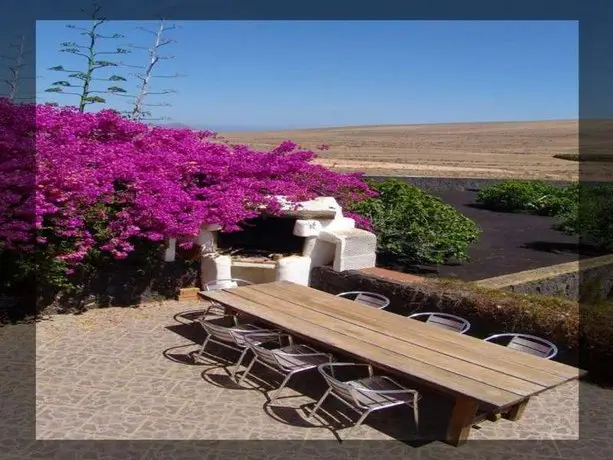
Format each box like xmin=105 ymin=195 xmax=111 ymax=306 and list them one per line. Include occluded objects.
xmin=108 ymin=74 xmax=127 ymax=81
xmin=83 ymin=95 xmax=106 ymax=103
xmin=44 ymin=87 xmax=63 ymax=93
xmin=48 ymin=65 xmax=65 ymax=71
xmin=349 ymin=179 xmax=480 ymax=265
xmin=51 ymin=81 xmax=72 ymax=87
xmin=68 ymin=73 xmax=88 ymax=80
xmin=107 ymin=86 xmax=127 ymax=93
xmin=93 ymin=60 xmax=117 ymax=67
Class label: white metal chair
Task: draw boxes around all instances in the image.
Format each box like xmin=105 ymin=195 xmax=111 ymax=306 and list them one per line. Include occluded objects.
xmin=200 ymin=278 xmax=254 ymax=318
xmin=309 ymin=362 xmax=420 ymax=438
xmin=195 ymin=315 xmax=273 ymax=377
xmin=336 ymin=291 xmax=391 ymax=310
xmin=484 ymin=333 xmax=558 ymax=359
xmin=203 ymin=278 xmax=253 ymax=290
xmin=407 ymin=312 xmax=471 ymax=334
xmin=238 ymin=332 xmax=334 ymax=404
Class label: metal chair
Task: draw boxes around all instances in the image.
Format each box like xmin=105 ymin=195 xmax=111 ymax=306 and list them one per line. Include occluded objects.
xmin=200 ymin=278 xmax=254 ymax=318
xmin=195 ymin=315 xmax=273 ymax=377
xmin=336 ymin=291 xmax=391 ymax=310
xmin=484 ymin=333 xmax=558 ymax=359
xmin=309 ymin=362 xmax=420 ymax=438
xmin=407 ymin=312 xmax=471 ymax=334
xmin=203 ymin=278 xmax=253 ymax=290
xmin=238 ymin=332 xmax=334 ymax=404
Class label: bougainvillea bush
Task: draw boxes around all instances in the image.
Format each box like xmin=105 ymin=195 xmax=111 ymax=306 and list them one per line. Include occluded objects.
xmin=0 ymin=98 xmax=375 ymax=311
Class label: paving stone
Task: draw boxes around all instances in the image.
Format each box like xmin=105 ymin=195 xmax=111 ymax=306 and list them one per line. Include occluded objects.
xmin=26 ymin=299 xmax=610 ymax=457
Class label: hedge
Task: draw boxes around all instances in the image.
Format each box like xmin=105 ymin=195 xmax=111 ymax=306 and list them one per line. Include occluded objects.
xmin=310 ymin=266 xmax=613 ymax=385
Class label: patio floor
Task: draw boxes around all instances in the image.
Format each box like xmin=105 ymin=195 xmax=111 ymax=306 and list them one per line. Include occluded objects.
xmin=9 ymin=300 xmax=611 ymax=458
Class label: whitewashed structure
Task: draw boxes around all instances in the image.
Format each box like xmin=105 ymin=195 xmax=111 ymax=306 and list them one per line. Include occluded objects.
xmin=164 ymin=196 xmax=377 ymax=286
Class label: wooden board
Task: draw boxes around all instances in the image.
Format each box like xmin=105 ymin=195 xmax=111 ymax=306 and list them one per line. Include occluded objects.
xmin=200 ymin=281 xmax=584 ymax=409
xmin=251 ymin=282 xmax=583 ymax=381
xmin=204 ymin=289 xmax=521 ymax=406
xmin=227 ymin=287 xmax=543 ymax=395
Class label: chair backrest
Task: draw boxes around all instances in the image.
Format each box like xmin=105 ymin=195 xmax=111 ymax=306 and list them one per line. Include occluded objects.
xmin=199 ymin=320 xmax=237 ymax=344
xmin=408 ymin=312 xmax=471 ymax=334
xmin=484 ymin=333 xmax=558 ymax=359
xmin=244 ymin=333 xmax=283 ymax=369
xmin=337 ymin=291 xmax=390 ymax=309
xmin=204 ymin=278 xmax=253 ymax=291
xmin=318 ymin=363 xmax=361 ymax=406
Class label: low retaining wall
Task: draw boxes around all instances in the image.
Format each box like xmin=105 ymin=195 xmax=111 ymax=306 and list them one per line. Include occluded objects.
xmin=40 ymin=258 xmax=201 ymax=315
xmin=309 ymin=266 xmax=580 ymax=371
xmin=310 ymin=265 xmax=613 ymax=384
xmin=473 ymin=254 xmax=613 ymax=303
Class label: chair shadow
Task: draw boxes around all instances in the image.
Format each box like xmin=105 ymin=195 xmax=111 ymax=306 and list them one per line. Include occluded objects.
xmin=173 ymin=309 xmax=206 ymax=325
xmin=172 ymin=305 xmax=227 ymax=325
xmin=264 ymin=398 xmax=434 ymax=445
xmin=199 ymin=364 xmax=274 ymax=391
xmin=163 ymin=315 xmax=462 ymax=446
xmin=162 ymin=343 xmax=204 ymax=365
xmin=260 ymin=373 xmax=455 ymax=446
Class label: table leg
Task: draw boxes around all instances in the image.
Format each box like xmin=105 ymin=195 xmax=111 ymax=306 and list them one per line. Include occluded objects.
xmin=446 ymin=396 xmax=479 ymax=446
xmin=503 ymin=398 xmax=530 ymax=421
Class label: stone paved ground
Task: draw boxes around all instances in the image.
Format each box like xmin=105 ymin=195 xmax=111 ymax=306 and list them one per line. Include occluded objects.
xmin=2 ymin=300 xmax=612 ymax=458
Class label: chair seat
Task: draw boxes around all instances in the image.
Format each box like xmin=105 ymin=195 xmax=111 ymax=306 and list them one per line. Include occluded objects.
xmin=273 ymin=344 xmax=331 ymax=370
xmin=347 ymin=376 xmax=415 ymax=408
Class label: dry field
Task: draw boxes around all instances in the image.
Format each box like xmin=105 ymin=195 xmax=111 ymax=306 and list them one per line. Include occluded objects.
xmin=221 ymin=120 xmax=610 ymax=181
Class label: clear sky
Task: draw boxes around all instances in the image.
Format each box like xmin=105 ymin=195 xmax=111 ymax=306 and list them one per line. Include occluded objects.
xmin=35 ymin=20 xmax=578 ymax=131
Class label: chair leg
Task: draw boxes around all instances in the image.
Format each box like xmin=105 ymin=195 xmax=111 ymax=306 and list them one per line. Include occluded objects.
xmin=269 ymin=373 xmax=293 ymax=404
xmin=231 ymin=348 xmax=249 ymax=378
xmin=412 ymin=403 xmax=419 ymax=430
xmin=308 ymin=388 xmax=331 ymax=419
xmin=195 ymin=336 xmax=210 ymax=362
xmin=344 ymin=409 xmax=371 ymax=439
xmin=238 ymin=356 xmax=258 ymax=385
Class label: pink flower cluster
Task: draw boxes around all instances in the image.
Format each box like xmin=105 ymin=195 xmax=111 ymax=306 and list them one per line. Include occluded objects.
xmin=0 ymin=99 xmax=375 ymax=268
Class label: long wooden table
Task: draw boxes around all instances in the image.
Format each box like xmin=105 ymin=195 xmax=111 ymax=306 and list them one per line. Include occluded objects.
xmin=199 ymin=281 xmax=585 ymax=446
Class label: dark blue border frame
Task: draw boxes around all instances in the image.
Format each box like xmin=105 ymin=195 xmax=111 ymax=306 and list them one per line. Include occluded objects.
xmin=2 ymin=0 xmax=611 ymax=458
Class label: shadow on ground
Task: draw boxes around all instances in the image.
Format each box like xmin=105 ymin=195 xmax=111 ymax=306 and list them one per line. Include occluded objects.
xmin=163 ymin=312 xmax=457 ymax=446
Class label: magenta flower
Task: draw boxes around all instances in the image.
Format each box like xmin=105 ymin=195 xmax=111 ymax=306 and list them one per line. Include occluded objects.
xmin=0 ymin=98 xmax=375 ymax=272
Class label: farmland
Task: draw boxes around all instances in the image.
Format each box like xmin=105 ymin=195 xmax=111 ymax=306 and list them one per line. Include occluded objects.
xmin=221 ymin=120 xmax=610 ymax=181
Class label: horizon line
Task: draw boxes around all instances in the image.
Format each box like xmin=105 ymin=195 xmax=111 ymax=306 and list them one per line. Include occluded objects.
xmin=206 ymin=118 xmax=579 ymax=133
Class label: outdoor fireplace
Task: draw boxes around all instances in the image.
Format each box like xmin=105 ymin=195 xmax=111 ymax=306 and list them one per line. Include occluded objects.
xmin=164 ymin=196 xmax=377 ymax=286
xmin=216 ymin=216 xmax=305 ymax=258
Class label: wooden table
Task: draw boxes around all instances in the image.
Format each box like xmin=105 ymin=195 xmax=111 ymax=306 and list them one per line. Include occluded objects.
xmin=199 ymin=281 xmax=585 ymax=446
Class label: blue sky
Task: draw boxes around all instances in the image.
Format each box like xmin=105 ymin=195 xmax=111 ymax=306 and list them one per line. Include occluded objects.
xmin=35 ymin=20 xmax=578 ymax=131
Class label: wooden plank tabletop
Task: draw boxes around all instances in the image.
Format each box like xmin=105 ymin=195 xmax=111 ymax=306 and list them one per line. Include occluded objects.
xmin=199 ymin=281 xmax=584 ymax=409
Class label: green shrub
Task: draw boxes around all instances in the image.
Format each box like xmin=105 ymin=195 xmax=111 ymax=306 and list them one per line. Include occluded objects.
xmin=476 ymin=180 xmax=577 ymax=216
xmin=557 ymin=185 xmax=613 ymax=251
xmin=349 ymin=179 xmax=480 ymax=265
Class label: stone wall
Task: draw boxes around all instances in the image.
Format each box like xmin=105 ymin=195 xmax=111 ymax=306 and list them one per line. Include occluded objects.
xmin=474 ymin=255 xmax=613 ymax=303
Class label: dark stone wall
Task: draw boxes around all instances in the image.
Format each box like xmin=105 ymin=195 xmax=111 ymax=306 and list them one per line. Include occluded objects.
xmin=503 ymin=262 xmax=613 ymax=303
xmin=42 ymin=258 xmax=201 ymax=315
